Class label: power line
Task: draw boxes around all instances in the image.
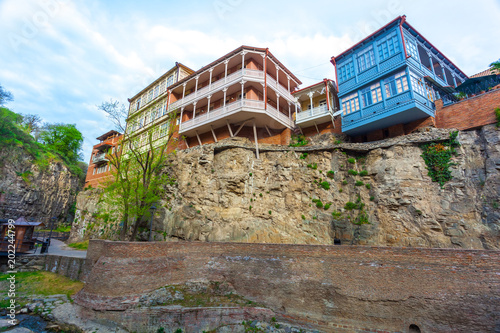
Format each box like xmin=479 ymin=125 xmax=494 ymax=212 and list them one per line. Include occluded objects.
xmin=293 ymin=62 xmax=331 ymax=73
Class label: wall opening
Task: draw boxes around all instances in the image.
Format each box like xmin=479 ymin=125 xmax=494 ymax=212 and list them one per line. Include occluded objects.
xmin=409 ymin=324 xmax=421 ymax=333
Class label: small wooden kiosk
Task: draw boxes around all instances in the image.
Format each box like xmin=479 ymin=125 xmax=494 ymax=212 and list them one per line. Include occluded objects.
xmin=0 ymin=217 xmax=44 ymax=253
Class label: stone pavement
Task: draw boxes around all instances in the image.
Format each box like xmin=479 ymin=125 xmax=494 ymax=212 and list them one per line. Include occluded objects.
xmin=29 ymin=239 xmax=87 ymax=258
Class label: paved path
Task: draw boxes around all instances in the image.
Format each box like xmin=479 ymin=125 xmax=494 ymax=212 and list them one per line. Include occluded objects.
xmin=29 ymin=239 xmax=87 ymax=258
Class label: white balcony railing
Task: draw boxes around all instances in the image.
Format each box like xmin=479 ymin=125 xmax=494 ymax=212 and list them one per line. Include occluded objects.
xmin=169 ymin=69 xmax=286 ymax=112
xmin=296 ymin=105 xmax=330 ymax=123
xmin=179 ymin=99 xmax=293 ymax=133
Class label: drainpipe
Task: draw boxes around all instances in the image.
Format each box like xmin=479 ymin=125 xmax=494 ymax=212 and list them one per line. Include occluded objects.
xmin=330 ymin=56 xmax=339 ymax=93
xmin=399 ymin=15 xmax=409 ymax=59
xmin=264 ymin=48 xmax=269 ymax=111
xmin=324 ymin=79 xmax=330 ymax=111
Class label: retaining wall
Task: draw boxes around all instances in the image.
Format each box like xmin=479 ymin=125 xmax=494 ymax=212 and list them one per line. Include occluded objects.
xmin=76 ymin=240 xmax=500 ymax=333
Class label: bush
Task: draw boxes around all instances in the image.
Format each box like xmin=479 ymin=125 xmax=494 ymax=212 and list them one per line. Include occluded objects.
xmin=355 ymin=181 xmax=364 ymax=186
xmin=312 ymin=198 xmax=323 ymax=208
xmin=348 ymin=169 xmax=358 ymax=176
xmin=420 ymin=131 xmax=460 ymax=187
xmin=365 ymin=183 xmax=371 ymax=189
xmin=290 ymin=134 xmax=309 ymax=147
xmin=347 ymin=158 xmax=356 ymax=164
xmin=319 ymin=181 xmax=330 ymax=190
xmin=324 ymin=203 xmax=331 ymax=210
xmin=326 ymin=170 xmax=335 ymax=178
xmin=300 ymin=152 xmax=308 ymax=159
xmin=496 ymin=107 xmax=500 ymax=128
xmin=344 ymin=202 xmax=356 ymax=210
xmin=342 ymin=180 xmax=348 ymax=185
xmin=307 ymin=163 xmax=318 ymax=170
xmin=359 ymin=170 xmax=368 ymax=176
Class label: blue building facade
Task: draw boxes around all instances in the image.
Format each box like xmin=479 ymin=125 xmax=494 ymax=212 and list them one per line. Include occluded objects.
xmin=332 ymin=16 xmax=468 ymax=137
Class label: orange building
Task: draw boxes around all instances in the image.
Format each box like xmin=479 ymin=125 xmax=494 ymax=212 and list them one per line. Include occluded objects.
xmin=84 ymin=130 xmax=122 ymax=188
xmin=127 ymin=46 xmax=302 ymax=157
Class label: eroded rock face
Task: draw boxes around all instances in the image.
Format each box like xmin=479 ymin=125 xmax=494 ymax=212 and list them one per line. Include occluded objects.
xmin=72 ymin=126 xmax=500 ymax=249
xmin=0 ymin=153 xmax=80 ymax=224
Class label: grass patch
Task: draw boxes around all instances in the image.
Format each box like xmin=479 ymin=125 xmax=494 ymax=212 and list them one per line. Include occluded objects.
xmin=67 ymin=240 xmax=89 ymax=250
xmin=1 ymin=271 xmax=83 ymax=299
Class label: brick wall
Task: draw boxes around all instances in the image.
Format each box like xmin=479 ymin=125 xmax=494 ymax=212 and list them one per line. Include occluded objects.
xmin=77 ymin=240 xmax=500 ymax=333
xmin=435 ymin=88 xmax=500 ymax=130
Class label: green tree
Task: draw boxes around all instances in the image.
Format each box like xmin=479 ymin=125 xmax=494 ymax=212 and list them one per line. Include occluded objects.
xmin=98 ymin=100 xmax=177 ymax=241
xmin=0 ymin=84 xmax=13 ymax=106
xmin=39 ymin=123 xmax=83 ymax=164
xmin=490 ymin=59 xmax=500 ymax=72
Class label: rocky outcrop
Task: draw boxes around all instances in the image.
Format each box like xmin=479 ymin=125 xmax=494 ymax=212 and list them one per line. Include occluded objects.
xmin=72 ymin=125 xmax=500 ymax=249
xmin=0 ymin=151 xmax=80 ymax=224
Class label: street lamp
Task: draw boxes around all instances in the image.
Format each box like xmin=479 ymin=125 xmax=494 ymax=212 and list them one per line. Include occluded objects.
xmin=148 ymin=202 xmax=157 ymax=242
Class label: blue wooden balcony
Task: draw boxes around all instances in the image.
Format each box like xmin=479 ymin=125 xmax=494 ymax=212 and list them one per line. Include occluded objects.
xmin=342 ymin=91 xmax=434 ymax=136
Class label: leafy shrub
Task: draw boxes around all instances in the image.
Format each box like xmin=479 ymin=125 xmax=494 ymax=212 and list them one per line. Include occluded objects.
xmin=359 ymin=170 xmax=368 ymax=176
xmin=342 ymin=180 xmax=348 ymax=185
xmin=319 ymin=181 xmax=330 ymax=190
xmin=365 ymin=183 xmax=371 ymax=189
xmin=299 ymin=152 xmax=308 ymax=159
xmin=348 ymin=169 xmax=358 ymax=176
xmin=370 ymin=196 xmax=375 ymax=201
xmin=344 ymin=202 xmax=356 ymax=210
xmin=420 ymin=131 xmax=460 ymax=187
xmin=301 ymin=215 xmax=306 ymax=220
xmin=355 ymin=181 xmax=364 ymax=186
xmin=307 ymin=163 xmax=318 ymax=170
xmin=268 ymin=210 xmax=272 ymax=215
xmin=324 ymin=203 xmax=331 ymax=210
xmin=312 ymin=198 xmax=323 ymax=208
xmin=496 ymin=107 xmax=500 ymax=127
xmin=326 ymin=170 xmax=335 ymax=178
xmin=347 ymin=158 xmax=356 ymax=164
xmin=290 ymin=134 xmax=309 ymax=147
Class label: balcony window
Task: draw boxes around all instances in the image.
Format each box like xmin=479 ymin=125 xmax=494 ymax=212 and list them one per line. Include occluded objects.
xmin=384 ymin=71 xmax=408 ymax=98
xmin=410 ymin=72 xmax=426 ymax=97
xmin=378 ymin=31 xmax=400 ymax=61
xmin=153 ymin=85 xmax=159 ymax=99
xmin=341 ymin=92 xmax=360 ymax=115
xmin=357 ymin=46 xmax=375 ymax=72
xmin=338 ymin=61 xmax=355 ymax=83
xmin=160 ymin=80 xmax=166 ymax=93
xmin=405 ymin=37 xmax=419 ymax=60
xmin=361 ymin=83 xmax=382 ymax=107
xmin=167 ymin=75 xmax=174 ymax=87
xmin=147 ymin=89 xmax=153 ymax=103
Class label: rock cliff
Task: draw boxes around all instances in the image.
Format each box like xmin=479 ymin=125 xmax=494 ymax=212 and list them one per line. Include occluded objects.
xmin=70 ymin=125 xmax=500 ymax=249
xmin=0 ymin=150 xmax=81 ymax=224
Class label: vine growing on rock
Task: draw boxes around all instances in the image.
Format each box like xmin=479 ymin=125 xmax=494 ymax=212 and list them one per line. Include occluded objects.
xmin=420 ymin=131 xmax=460 ymax=188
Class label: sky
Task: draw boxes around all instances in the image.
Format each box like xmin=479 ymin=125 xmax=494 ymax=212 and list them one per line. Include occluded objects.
xmin=1 ymin=0 xmax=499 ymax=163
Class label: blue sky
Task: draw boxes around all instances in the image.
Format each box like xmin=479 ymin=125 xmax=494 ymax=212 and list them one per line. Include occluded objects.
xmin=1 ymin=0 xmax=499 ymax=163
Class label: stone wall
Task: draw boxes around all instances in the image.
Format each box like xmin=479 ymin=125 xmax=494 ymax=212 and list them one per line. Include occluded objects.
xmin=76 ymin=240 xmax=500 ymax=333
xmin=72 ymin=125 xmax=500 ymax=249
xmin=12 ymin=254 xmax=87 ymax=281
xmin=0 ymin=154 xmax=80 ymax=224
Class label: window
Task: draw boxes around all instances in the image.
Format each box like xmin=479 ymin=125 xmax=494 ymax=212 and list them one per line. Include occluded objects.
xmin=159 ymin=121 xmax=169 ymax=138
xmin=341 ymin=92 xmax=360 ymax=115
xmin=160 ymin=80 xmax=166 ymax=94
xmin=361 ymin=83 xmax=382 ymax=107
xmin=338 ymin=61 xmax=355 ymax=83
xmin=135 ymin=99 xmax=141 ymax=111
xmin=147 ymin=89 xmax=153 ymax=103
xmin=153 ymin=85 xmax=159 ymax=99
xmin=410 ymin=72 xmax=426 ymax=97
xmin=357 ymin=46 xmax=375 ymax=72
xmin=378 ymin=31 xmax=400 ymax=60
xmin=167 ymin=75 xmax=174 ymax=87
xmin=405 ymin=37 xmax=419 ymax=60
xmin=384 ymin=71 xmax=408 ymax=98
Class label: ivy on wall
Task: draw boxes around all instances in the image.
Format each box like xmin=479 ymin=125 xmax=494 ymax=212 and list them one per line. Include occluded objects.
xmin=420 ymin=131 xmax=460 ymax=188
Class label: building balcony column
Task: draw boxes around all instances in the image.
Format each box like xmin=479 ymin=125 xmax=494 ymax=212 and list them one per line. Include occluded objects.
xmin=241 ymin=51 xmax=247 ymax=73
xmin=223 ymin=87 xmax=228 ymax=109
xmin=224 ymin=60 xmax=229 ymax=83
xmin=207 ymin=95 xmax=212 ymax=115
xmin=308 ymin=91 xmax=314 ymax=114
xmin=192 ymin=102 xmax=197 ymax=119
xmin=240 ymin=80 xmax=246 ymax=99
xmin=195 ymin=75 xmax=200 ymax=97
xmin=182 ymin=82 xmax=187 ymax=103
xmin=209 ymin=68 xmax=214 ymax=91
